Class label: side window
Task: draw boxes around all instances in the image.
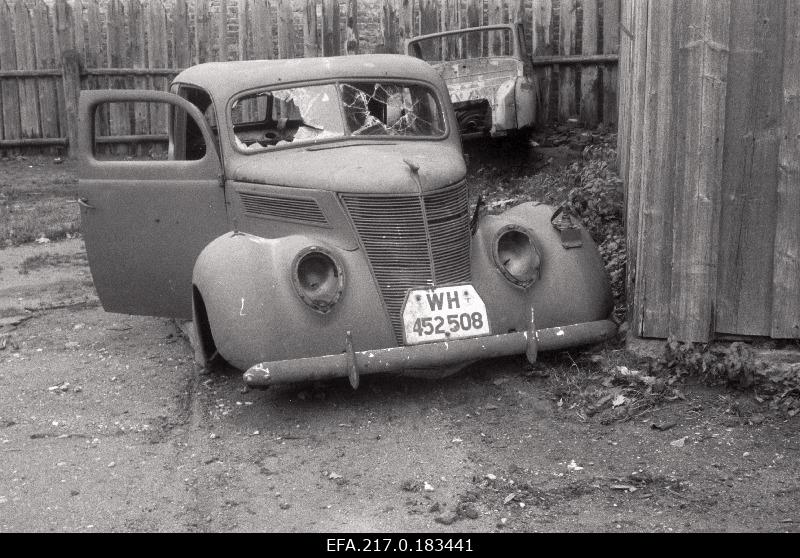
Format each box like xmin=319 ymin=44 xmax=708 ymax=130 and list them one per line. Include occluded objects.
xmin=174 ymin=85 xmax=218 ymax=160
xmin=92 ymin=100 xmax=208 ymax=162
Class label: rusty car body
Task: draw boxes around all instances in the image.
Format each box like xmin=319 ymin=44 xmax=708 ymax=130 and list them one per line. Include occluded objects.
xmin=407 ymin=24 xmax=536 ymax=139
xmin=77 ymin=54 xmax=614 ymax=389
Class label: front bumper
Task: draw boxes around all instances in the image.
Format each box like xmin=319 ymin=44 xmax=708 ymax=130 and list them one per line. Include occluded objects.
xmin=243 ymin=316 xmax=617 ymax=389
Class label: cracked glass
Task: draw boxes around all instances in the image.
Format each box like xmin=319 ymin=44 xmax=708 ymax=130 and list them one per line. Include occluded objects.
xmin=230 ymin=81 xmax=445 ymax=152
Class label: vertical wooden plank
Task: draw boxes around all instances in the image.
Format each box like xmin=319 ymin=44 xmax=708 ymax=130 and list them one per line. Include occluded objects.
xmin=399 ymin=0 xmax=413 ymax=51
xmin=53 ymin=0 xmax=74 ymax=54
xmin=668 ymin=0 xmax=731 ymax=342
xmin=510 ymin=0 xmax=524 ymax=23
xmin=580 ymin=0 xmax=599 ymax=126
xmin=238 ymin=0 xmax=251 ymax=60
xmin=304 ymin=0 xmax=319 ymax=57
xmin=772 ymin=0 xmax=800 ymax=339
xmin=602 ymin=0 xmax=619 ymax=126
xmin=447 ymin=0 xmax=458 ymax=56
xmin=0 ymin=0 xmax=21 ymax=145
xmin=617 ymin=0 xmax=634 ymax=182
xmin=73 ymin=0 xmax=86 ymax=60
xmin=14 ymin=0 xmax=41 ymax=138
xmin=558 ymin=0 xmax=577 ymax=120
xmin=174 ymin=0 xmax=190 ymax=68
xmin=31 ymin=0 xmax=58 ymax=139
xmin=148 ymin=0 xmax=168 ymax=135
xmin=106 ymin=0 xmax=129 ymax=153
xmin=466 ymin=0 xmax=480 ymax=57
xmin=532 ymin=0 xmax=551 ymax=125
xmin=419 ymin=0 xmax=439 ymax=59
xmin=195 ymin=0 xmax=211 ymax=64
xmin=252 ymin=0 xmax=274 ymax=60
xmin=216 ymin=0 xmax=228 ymax=61
xmin=85 ymin=0 xmax=101 ymax=71
xmin=383 ymin=0 xmax=399 ymax=54
xmin=85 ymin=0 xmax=106 ymax=138
xmin=277 ymin=0 xmax=295 ymax=58
xmin=52 ymin=0 xmax=74 ymax=137
xmin=130 ymin=0 xmax=149 ymax=147
xmin=61 ymin=49 xmax=81 ymax=157
xmin=321 ymin=0 xmax=339 ymax=56
xmin=345 ymin=0 xmax=358 ymax=54
xmin=488 ymin=0 xmax=501 ymax=55
xmin=438 ymin=0 xmax=456 ymax=58
xmin=624 ymin=0 xmax=647 ymax=334
xmin=633 ymin=0 xmax=678 ymax=339
xmin=715 ymin=0 xmax=785 ymax=336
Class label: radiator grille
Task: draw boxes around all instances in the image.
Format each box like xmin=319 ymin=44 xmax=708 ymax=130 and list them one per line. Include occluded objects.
xmin=341 ymin=182 xmax=471 ymax=343
xmin=239 ymin=192 xmax=328 ymax=225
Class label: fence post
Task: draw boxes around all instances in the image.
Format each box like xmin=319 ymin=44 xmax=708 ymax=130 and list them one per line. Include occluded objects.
xmin=399 ymin=0 xmax=413 ymax=51
xmin=345 ymin=0 xmax=358 ymax=54
xmin=602 ymin=0 xmax=619 ymax=126
xmin=304 ymin=0 xmax=319 ymax=57
xmin=278 ymin=0 xmax=295 ymax=58
xmin=382 ymin=0 xmax=398 ymax=54
xmin=580 ymin=0 xmax=599 ymax=126
xmin=321 ymin=0 xmax=339 ymax=56
xmin=532 ymin=0 xmax=552 ymax=126
xmin=61 ymin=49 xmax=82 ymax=158
xmin=558 ymin=0 xmax=578 ymax=120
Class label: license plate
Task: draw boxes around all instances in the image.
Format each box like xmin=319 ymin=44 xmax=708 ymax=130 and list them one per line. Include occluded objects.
xmin=402 ymin=284 xmax=491 ymax=345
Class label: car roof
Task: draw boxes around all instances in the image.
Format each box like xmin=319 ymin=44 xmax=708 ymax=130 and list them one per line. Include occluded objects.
xmin=172 ymin=54 xmax=446 ymax=99
xmin=408 ymin=24 xmax=517 ymax=43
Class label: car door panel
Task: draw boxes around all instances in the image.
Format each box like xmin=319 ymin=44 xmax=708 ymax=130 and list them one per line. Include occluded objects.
xmin=77 ymin=90 xmax=228 ymax=319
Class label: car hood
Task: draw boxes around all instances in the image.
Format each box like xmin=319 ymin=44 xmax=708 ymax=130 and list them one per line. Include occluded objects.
xmin=226 ymin=141 xmax=467 ymax=194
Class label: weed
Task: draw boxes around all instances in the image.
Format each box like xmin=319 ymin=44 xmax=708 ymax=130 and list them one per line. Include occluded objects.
xmin=1 ymin=198 xmax=80 ymax=246
xmin=17 ymin=252 xmax=87 ymax=274
xmin=650 ymin=339 xmax=800 ymax=417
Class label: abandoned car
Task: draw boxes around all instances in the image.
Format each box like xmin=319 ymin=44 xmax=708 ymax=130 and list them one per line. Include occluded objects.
xmin=407 ymin=24 xmax=536 ymax=139
xmin=77 ymin=55 xmax=615 ymax=389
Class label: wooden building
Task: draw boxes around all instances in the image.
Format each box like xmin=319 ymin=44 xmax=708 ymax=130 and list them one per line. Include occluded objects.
xmin=618 ymin=0 xmax=799 ymax=343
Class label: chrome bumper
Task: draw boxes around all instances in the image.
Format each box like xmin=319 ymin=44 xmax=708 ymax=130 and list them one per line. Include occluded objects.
xmin=243 ymin=315 xmax=618 ymax=389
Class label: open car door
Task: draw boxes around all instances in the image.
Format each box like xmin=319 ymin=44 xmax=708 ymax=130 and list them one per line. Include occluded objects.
xmin=77 ymin=90 xmax=228 ymax=320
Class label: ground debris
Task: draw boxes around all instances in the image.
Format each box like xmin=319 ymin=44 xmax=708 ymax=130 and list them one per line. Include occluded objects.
xmin=670 ymin=436 xmax=688 ymax=448
xmin=400 ymin=479 xmax=422 ymax=492
xmin=651 ymin=420 xmax=678 ymax=431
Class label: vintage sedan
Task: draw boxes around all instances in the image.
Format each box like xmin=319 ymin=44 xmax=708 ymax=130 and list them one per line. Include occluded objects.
xmin=77 ymin=55 xmax=615 ymax=389
xmin=407 ymin=24 xmax=536 ymax=139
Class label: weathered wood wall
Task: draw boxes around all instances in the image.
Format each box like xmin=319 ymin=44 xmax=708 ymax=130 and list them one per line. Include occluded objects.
xmin=0 ymin=0 xmax=621 ymax=156
xmin=620 ymin=0 xmax=800 ymax=342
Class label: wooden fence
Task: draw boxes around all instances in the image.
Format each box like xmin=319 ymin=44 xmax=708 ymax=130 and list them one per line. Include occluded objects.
xmin=0 ymin=0 xmax=620 ymax=156
xmin=619 ymin=0 xmax=800 ymax=342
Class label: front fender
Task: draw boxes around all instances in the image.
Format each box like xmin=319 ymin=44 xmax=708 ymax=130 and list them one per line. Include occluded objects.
xmin=192 ymin=232 xmax=395 ymax=370
xmin=471 ymin=202 xmax=613 ymax=334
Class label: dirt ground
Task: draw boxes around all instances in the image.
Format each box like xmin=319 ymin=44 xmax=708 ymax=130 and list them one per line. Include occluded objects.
xmin=1 ymin=152 xmax=799 ymax=533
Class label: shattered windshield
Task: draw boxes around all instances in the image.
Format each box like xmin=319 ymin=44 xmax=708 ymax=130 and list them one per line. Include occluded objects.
xmin=230 ymin=81 xmax=445 ymax=151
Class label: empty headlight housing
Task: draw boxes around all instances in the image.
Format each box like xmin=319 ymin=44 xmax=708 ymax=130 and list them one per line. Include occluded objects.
xmin=493 ymin=225 xmax=541 ymax=288
xmin=292 ymin=247 xmax=344 ymax=314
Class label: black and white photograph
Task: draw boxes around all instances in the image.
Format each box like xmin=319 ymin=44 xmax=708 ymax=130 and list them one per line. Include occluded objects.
xmin=0 ymin=0 xmax=798 ymax=535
